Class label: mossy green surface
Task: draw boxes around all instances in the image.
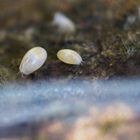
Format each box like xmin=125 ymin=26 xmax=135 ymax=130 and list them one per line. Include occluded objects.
xmin=0 ymin=0 xmax=139 ymax=84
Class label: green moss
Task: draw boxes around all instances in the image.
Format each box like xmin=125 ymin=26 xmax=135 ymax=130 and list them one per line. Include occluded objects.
xmin=0 ymin=0 xmax=139 ymax=82
xmin=0 ymin=65 xmax=16 ymax=85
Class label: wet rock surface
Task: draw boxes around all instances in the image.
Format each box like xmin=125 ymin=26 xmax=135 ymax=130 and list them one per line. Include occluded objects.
xmin=0 ymin=0 xmax=140 ymax=140
xmin=0 ymin=0 xmax=140 ymax=85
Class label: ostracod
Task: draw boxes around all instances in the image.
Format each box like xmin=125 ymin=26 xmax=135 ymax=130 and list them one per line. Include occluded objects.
xmin=19 ymin=47 xmax=47 ymax=75
xmin=57 ymin=49 xmax=82 ymax=65
xmin=52 ymin=12 xmax=76 ymax=34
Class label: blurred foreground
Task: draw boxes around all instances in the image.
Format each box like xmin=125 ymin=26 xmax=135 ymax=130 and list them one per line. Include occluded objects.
xmin=0 ymin=79 xmax=140 ymax=140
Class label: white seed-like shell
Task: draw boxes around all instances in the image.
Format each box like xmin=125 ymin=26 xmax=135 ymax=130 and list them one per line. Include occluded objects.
xmin=19 ymin=47 xmax=47 ymax=75
xmin=57 ymin=49 xmax=82 ymax=65
xmin=52 ymin=12 xmax=76 ymax=34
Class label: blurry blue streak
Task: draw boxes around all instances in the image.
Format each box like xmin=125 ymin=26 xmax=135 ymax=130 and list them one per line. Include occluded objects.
xmin=0 ymin=78 xmax=140 ymax=127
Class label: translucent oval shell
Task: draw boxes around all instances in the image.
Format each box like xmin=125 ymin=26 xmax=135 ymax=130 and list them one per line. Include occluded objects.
xmin=19 ymin=47 xmax=47 ymax=75
xmin=52 ymin=12 xmax=76 ymax=34
xmin=57 ymin=49 xmax=82 ymax=65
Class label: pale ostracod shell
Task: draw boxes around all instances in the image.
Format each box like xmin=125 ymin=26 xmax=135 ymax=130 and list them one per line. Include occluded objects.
xmin=19 ymin=47 xmax=47 ymax=75
xmin=52 ymin=12 xmax=76 ymax=34
xmin=57 ymin=49 xmax=82 ymax=65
